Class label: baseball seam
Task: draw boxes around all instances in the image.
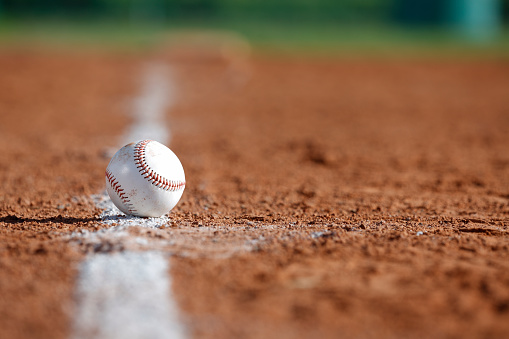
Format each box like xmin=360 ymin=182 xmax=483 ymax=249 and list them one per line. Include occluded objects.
xmin=105 ymin=169 xmax=137 ymax=214
xmin=134 ymin=140 xmax=186 ymax=192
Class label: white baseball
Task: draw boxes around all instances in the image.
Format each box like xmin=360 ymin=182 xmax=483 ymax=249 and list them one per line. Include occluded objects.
xmin=105 ymin=139 xmax=185 ymax=217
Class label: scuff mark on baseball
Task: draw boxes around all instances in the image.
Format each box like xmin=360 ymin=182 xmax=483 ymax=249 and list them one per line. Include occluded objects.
xmin=105 ymin=139 xmax=185 ymax=217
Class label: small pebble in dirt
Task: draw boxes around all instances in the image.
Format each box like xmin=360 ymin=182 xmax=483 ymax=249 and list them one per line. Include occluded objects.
xmin=416 ymin=231 xmax=424 ymax=236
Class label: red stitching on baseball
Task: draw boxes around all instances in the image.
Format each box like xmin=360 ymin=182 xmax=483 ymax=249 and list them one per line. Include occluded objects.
xmin=133 ymin=140 xmax=186 ymax=192
xmin=106 ymin=169 xmax=137 ymax=214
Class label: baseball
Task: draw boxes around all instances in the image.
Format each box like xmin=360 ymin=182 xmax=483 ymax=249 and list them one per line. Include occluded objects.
xmin=105 ymin=139 xmax=186 ymax=217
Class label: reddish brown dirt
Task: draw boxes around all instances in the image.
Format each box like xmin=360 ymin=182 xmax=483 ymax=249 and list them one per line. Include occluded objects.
xmin=0 ymin=50 xmax=508 ymax=339
xmin=0 ymin=52 xmax=138 ymax=339
xmin=168 ymin=56 xmax=509 ymax=338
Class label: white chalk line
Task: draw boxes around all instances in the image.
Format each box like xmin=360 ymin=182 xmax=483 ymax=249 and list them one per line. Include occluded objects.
xmin=123 ymin=63 xmax=173 ymax=146
xmin=72 ymin=252 xmax=185 ymax=339
xmin=71 ymin=62 xmax=187 ymax=339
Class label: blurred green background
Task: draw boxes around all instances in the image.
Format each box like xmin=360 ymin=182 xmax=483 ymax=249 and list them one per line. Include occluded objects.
xmin=0 ymin=0 xmax=508 ymax=54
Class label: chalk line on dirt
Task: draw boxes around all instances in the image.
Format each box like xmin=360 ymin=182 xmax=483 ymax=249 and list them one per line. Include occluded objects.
xmin=72 ymin=252 xmax=185 ymax=339
xmin=72 ymin=62 xmax=186 ymax=339
xmin=124 ymin=62 xmax=173 ymax=146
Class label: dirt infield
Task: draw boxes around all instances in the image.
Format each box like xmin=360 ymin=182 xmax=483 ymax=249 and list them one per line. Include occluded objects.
xmin=0 ymin=52 xmax=137 ymax=338
xmin=0 ymin=51 xmax=508 ymax=339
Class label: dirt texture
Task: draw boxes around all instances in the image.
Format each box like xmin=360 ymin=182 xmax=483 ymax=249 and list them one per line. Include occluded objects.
xmin=167 ymin=56 xmax=509 ymax=339
xmin=0 ymin=51 xmax=138 ymax=339
xmin=0 ymin=50 xmax=508 ymax=339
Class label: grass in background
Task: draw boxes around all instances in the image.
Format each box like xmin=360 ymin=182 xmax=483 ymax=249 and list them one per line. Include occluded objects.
xmin=0 ymin=18 xmax=508 ymax=57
